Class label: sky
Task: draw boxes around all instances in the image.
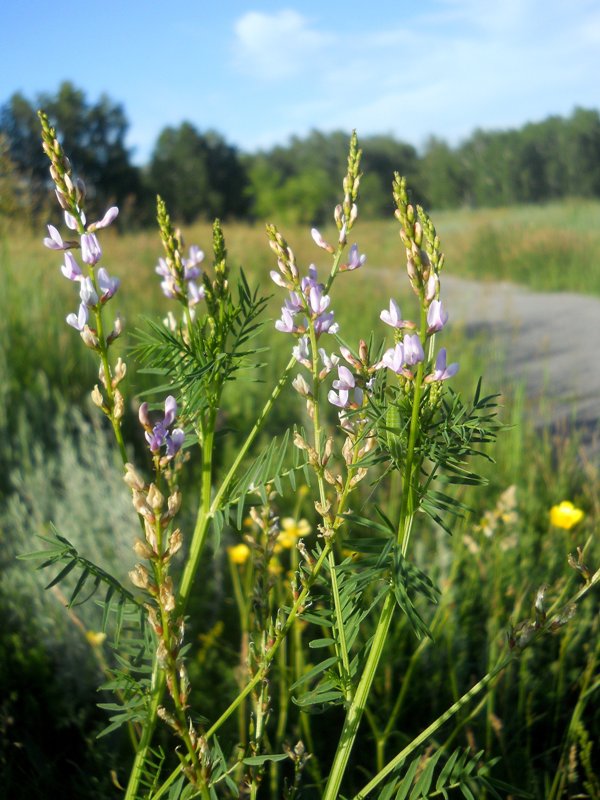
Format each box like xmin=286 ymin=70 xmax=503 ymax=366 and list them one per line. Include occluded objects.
xmin=2 ymin=0 xmax=599 ymax=164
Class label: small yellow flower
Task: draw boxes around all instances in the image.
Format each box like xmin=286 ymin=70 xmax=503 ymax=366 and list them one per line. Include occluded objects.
xmin=277 ymin=517 xmax=312 ymax=549
xmin=268 ymin=555 xmax=283 ymax=576
xmin=85 ymin=631 xmax=107 ymax=647
xmin=550 ymin=501 xmax=584 ymax=530
xmin=228 ymin=543 xmax=251 ymax=564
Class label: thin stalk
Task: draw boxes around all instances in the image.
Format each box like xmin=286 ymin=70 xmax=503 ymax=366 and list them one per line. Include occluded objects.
xmin=322 ymin=308 xmax=428 ymax=800
xmin=308 ymin=319 xmax=351 ymax=692
xmin=352 ymin=654 xmax=515 ymax=799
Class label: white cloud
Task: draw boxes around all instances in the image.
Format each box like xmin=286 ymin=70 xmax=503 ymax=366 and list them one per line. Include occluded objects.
xmin=232 ymin=9 xmax=332 ymax=80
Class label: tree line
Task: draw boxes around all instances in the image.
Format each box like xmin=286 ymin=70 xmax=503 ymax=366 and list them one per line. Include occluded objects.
xmin=2 ymin=81 xmax=600 ymax=226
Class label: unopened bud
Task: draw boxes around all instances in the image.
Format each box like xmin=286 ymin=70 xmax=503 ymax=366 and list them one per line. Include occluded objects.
xmin=159 ymin=576 xmax=176 ymax=612
xmin=75 ymin=177 xmax=86 ymax=204
xmin=112 ymin=357 xmax=127 ymax=387
xmin=147 ymin=483 xmax=164 ymax=512
xmin=91 ymin=384 xmax=104 ymax=409
xmin=350 ymin=202 xmax=358 ymax=223
xmin=129 ymin=563 xmax=152 ymax=590
xmin=64 ymin=173 xmax=74 ymax=194
xmin=54 ymin=189 xmax=71 ymax=211
xmin=292 ymin=374 xmax=311 ymax=398
xmin=138 ymin=402 xmax=151 ymax=428
xmin=124 ymin=463 xmax=146 ymax=492
xmin=168 ymin=528 xmax=183 ymax=557
xmin=80 ymin=325 xmax=99 ymax=349
xmin=113 ymin=388 xmax=125 ymax=420
xmin=133 ymin=537 xmax=155 ymax=559
xmin=107 ymin=314 xmax=124 ymax=344
xmin=167 ymin=491 xmax=182 ymax=518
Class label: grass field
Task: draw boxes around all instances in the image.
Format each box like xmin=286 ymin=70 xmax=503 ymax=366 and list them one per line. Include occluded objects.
xmin=0 ymin=200 xmax=598 ymax=799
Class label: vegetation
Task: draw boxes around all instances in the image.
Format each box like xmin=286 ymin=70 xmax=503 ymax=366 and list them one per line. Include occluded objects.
xmin=0 ymin=116 xmax=597 ymax=800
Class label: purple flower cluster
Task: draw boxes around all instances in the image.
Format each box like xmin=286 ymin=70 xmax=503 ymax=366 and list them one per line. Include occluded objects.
xmin=139 ymin=396 xmax=185 ymax=460
xmin=44 ymin=207 xmax=120 ymax=334
xmin=377 ymin=296 xmax=458 ymax=382
xmin=155 ymin=245 xmax=206 ymax=308
xmin=274 ymin=265 xmax=339 ymax=337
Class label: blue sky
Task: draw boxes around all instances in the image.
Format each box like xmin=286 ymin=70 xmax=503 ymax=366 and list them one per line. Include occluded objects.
xmin=2 ymin=0 xmax=599 ymax=164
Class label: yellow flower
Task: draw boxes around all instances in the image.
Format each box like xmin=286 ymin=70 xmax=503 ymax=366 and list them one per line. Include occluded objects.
xmin=228 ymin=543 xmax=251 ymax=564
xmin=268 ymin=556 xmax=283 ymax=576
xmin=277 ymin=517 xmax=312 ymax=549
xmin=550 ymin=501 xmax=584 ymax=530
xmin=85 ymin=630 xmax=107 ymax=647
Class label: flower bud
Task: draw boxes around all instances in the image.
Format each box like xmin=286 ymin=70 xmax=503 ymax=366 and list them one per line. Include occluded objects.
xmin=113 ymin=388 xmax=125 ymax=420
xmin=91 ymin=384 xmax=104 ymax=409
xmin=124 ymin=463 xmax=145 ymax=492
xmin=112 ymin=357 xmax=127 ymax=387
xmin=292 ymin=374 xmax=311 ymax=398
xmin=147 ymin=483 xmax=164 ymax=512
xmin=167 ymin=491 xmax=182 ymax=518
xmin=168 ymin=528 xmax=183 ymax=557
xmin=138 ymin=402 xmax=151 ymax=428
xmin=80 ymin=325 xmax=99 ymax=350
xmin=129 ymin=563 xmax=152 ymax=590
xmin=133 ymin=537 xmax=155 ymax=559
xmin=159 ymin=576 xmax=176 ymax=612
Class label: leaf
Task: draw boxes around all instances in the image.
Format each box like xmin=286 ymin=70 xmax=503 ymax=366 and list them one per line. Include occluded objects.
xmin=242 ymin=754 xmax=289 ymax=766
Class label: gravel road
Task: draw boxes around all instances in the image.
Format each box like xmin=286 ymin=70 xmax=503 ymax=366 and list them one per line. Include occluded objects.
xmin=440 ymin=275 xmax=600 ymax=460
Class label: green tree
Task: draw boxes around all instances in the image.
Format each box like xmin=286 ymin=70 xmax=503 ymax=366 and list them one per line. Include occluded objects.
xmin=147 ymin=122 xmax=249 ymax=223
xmin=0 ymin=82 xmax=141 ymax=220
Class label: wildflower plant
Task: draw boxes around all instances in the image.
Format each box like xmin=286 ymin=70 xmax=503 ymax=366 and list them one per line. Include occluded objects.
xmin=28 ymin=117 xmax=600 ymax=800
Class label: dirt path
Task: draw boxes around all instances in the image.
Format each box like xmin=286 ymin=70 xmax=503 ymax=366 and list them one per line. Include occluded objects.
xmin=440 ymin=275 xmax=600 ymax=460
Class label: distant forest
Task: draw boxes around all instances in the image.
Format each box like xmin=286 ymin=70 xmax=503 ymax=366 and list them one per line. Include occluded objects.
xmin=2 ymin=81 xmax=600 ymax=226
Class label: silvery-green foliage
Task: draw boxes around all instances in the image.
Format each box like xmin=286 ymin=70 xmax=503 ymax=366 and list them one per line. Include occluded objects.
xmin=2 ymin=404 xmax=138 ymax=659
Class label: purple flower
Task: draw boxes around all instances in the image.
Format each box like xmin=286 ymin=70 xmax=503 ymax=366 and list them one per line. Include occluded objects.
xmin=80 ymin=276 xmax=99 ymax=307
xmin=61 ymin=251 xmax=82 ymax=281
xmin=332 ymin=365 xmax=356 ymax=392
xmin=318 ymin=348 xmax=339 ymax=375
xmin=188 ymin=281 xmax=206 ymax=306
xmin=425 ymin=348 xmax=459 ymax=382
xmin=341 ymin=243 xmax=366 ymax=271
xmin=66 ymin=302 xmax=88 ymax=330
xmin=311 ymin=228 xmax=334 ymax=253
xmin=308 ymin=285 xmax=331 ymax=315
xmin=377 ymin=343 xmax=405 ymax=374
xmin=380 ymin=299 xmax=411 ymax=329
xmin=301 ymin=265 xmax=320 ymax=294
xmin=44 ymin=225 xmax=72 ymax=251
xmin=88 ymin=206 xmax=119 ymax=231
xmin=270 ymin=270 xmax=288 ymax=288
xmin=81 ymin=233 xmax=102 ymax=265
xmin=313 ymin=312 xmax=339 ymax=336
xmin=144 ymin=395 xmax=185 ymax=459
xmin=293 ymin=336 xmax=311 ymax=365
xmin=284 ymin=292 xmax=303 ymax=313
xmin=328 ymin=388 xmax=350 ymax=408
xmin=427 ymin=300 xmax=449 ymax=333
xmin=97 ymin=267 xmax=120 ymax=301
xmin=275 ymin=307 xmax=299 ymax=334
xmin=403 ymin=334 xmax=424 ymax=366
xmin=64 ymin=211 xmax=78 ymax=230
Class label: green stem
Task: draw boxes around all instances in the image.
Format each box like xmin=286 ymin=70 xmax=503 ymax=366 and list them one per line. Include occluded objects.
xmin=126 ymin=360 xmax=295 ymax=800
xmin=322 ymin=592 xmax=396 ymax=800
xmin=352 ymin=654 xmax=515 ymax=799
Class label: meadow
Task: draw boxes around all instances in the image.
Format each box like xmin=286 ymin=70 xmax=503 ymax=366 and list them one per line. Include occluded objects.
xmin=0 ymin=193 xmax=598 ymax=800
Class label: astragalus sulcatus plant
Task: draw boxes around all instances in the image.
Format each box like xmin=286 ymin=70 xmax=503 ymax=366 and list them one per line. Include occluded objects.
xmin=30 ymin=113 xmax=598 ymax=800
